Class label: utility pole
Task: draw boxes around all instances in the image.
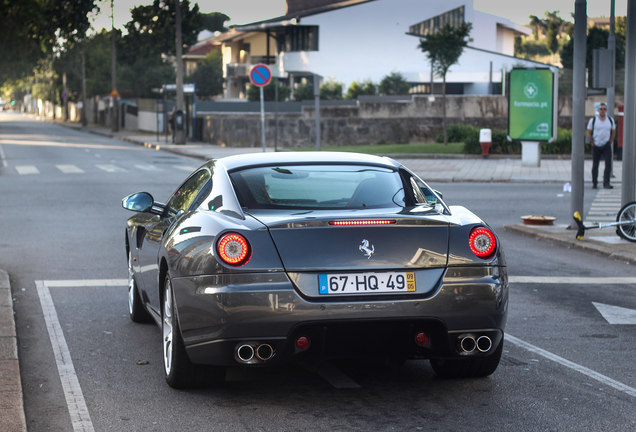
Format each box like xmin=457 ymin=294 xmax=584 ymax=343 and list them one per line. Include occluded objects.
xmin=174 ymin=0 xmax=186 ymax=145
xmin=570 ymin=0 xmax=587 ymax=228
xmin=110 ymin=0 xmax=119 ymax=132
xmin=607 ymin=0 xmax=616 ymax=116
xmin=81 ymin=50 xmax=87 ymax=127
xmin=623 ymin=0 xmax=636 ymax=205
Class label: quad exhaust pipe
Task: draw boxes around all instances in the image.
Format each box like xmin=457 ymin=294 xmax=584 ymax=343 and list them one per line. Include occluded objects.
xmin=235 ymin=343 xmax=275 ymax=363
xmin=458 ymin=335 xmax=492 ymax=354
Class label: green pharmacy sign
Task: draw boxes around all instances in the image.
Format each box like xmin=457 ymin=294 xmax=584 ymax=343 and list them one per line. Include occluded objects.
xmin=508 ymin=69 xmax=557 ymax=141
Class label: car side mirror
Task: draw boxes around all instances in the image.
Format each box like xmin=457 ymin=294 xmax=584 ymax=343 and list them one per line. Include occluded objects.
xmin=122 ymin=192 xmax=155 ymax=213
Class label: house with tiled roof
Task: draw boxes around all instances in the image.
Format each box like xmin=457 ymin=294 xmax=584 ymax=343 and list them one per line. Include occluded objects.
xmin=204 ymin=0 xmax=549 ymax=99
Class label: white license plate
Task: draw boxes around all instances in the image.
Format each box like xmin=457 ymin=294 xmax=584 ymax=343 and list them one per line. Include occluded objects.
xmin=318 ymin=272 xmax=415 ymax=295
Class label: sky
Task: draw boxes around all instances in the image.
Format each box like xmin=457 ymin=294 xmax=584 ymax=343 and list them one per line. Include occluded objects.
xmin=90 ymin=0 xmax=628 ymax=33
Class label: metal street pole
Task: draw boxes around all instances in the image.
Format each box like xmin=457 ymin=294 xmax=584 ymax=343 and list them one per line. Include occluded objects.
xmin=174 ymin=0 xmax=186 ymax=145
xmin=570 ymin=0 xmax=587 ymax=228
xmin=110 ymin=0 xmax=119 ymax=132
xmin=608 ymin=0 xmax=616 ymax=170
xmin=623 ymin=0 xmax=636 ymax=204
xmin=607 ymin=0 xmax=616 ymax=116
xmin=314 ymin=74 xmax=321 ymax=151
xmin=81 ymin=50 xmax=87 ymax=127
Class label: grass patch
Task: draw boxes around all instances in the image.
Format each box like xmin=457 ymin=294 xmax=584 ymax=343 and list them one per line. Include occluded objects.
xmin=288 ymin=142 xmax=464 ymax=155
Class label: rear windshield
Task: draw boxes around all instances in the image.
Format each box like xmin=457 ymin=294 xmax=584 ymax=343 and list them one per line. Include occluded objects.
xmin=229 ymin=164 xmax=405 ymax=209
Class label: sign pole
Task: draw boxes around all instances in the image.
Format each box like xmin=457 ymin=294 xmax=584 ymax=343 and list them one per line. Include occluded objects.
xmin=249 ymin=64 xmax=272 ymax=152
xmin=260 ymin=86 xmax=266 ymax=152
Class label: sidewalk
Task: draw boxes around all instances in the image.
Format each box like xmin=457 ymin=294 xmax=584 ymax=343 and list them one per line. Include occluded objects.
xmin=1 ymin=121 xmax=634 ymax=431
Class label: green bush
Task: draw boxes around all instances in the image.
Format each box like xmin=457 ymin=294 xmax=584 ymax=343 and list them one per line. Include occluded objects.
xmin=436 ymin=123 xmax=479 ymax=143
xmin=464 ymin=127 xmax=573 ymax=155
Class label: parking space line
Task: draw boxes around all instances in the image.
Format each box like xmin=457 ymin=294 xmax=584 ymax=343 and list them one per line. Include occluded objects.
xmin=507 ymin=334 xmax=636 ymax=398
xmin=35 ymin=280 xmax=95 ymax=432
xmin=510 ymin=276 xmax=636 ymax=284
xmin=0 ymin=143 xmax=7 ymax=167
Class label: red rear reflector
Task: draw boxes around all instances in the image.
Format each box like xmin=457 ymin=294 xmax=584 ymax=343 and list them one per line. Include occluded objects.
xmin=415 ymin=332 xmax=429 ymax=346
xmin=469 ymin=227 xmax=497 ymax=258
xmin=216 ymin=233 xmax=251 ymax=266
xmin=296 ymin=336 xmax=311 ymax=351
xmin=329 ymin=220 xmax=396 ymax=226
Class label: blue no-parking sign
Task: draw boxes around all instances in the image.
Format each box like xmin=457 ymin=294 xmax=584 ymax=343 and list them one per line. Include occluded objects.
xmin=250 ymin=64 xmax=272 ymax=87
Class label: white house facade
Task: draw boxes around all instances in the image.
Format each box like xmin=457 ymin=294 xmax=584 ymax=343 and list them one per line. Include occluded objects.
xmin=220 ymin=0 xmax=552 ymax=98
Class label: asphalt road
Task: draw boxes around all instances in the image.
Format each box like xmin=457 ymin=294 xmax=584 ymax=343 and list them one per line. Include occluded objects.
xmin=1 ymin=113 xmax=634 ymax=432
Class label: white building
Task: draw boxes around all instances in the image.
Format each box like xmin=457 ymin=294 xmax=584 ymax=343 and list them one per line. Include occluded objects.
xmin=215 ymin=0 xmax=551 ymax=99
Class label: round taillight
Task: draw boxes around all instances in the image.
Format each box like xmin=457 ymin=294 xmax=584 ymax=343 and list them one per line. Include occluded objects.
xmin=469 ymin=227 xmax=497 ymax=259
xmin=216 ymin=233 xmax=251 ymax=266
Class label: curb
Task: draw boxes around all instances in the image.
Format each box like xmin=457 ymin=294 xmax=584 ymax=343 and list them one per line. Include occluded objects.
xmin=0 ymin=269 xmax=27 ymax=432
xmin=504 ymin=224 xmax=636 ymax=265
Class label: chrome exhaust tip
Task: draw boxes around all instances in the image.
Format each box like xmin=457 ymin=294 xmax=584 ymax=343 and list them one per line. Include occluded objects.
xmin=256 ymin=344 xmax=275 ymax=361
xmin=476 ymin=336 xmax=492 ymax=353
xmin=459 ymin=336 xmax=477 ymax=353
xmin=236 ymin=344 xmax=255 ymax=362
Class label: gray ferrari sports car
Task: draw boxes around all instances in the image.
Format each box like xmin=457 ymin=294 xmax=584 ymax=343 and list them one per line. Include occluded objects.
xmin=122 ymin=152 xmax=508 ymax=388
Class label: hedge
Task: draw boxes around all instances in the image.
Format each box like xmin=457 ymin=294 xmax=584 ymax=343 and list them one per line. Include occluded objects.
xmin=437 ymin=124 xmax=576 ymax=155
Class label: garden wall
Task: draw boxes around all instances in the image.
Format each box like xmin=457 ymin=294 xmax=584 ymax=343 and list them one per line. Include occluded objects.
xmin=199 ymin=95 xmax=580 ymax=148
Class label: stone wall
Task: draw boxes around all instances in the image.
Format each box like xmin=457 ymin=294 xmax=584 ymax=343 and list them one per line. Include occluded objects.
xmin=199 ymin=95 xmax=563 ymax=148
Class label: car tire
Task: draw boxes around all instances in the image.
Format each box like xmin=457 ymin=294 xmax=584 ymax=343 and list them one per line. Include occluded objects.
xmin=128 ymin=250 xmax=151 ymax=323
xmin=162 ymin=273 xmax=225 ymax=389
xmin=430 ymin=337 xmax=503 ymax=379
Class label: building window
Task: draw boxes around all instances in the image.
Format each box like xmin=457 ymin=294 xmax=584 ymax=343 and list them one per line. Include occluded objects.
xmin=278 ymin=26 xmax=319 ymax=52
xmin=409 ymin=6 xmax=465 ymax=37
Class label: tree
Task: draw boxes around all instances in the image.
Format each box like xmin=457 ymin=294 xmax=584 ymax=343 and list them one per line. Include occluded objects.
xmin=0 ymin=0 xmax=99 ymax=83
xmin=293 ymin=83 xmax=314 ymax=101
xmin=120 ymin=0 xmax=202 ymax=65
xmin=544 ymin=11 xmax=565 ymax=56
xmin=345 ymin=80 xmax=377 ymax=99
xmin=201 ymin=12 xmax=230 ymax=33
xmin=320 ymin=80 xmax=343 ymax=100
xmin=188 ymin=51 xmax=224 ymax=99
xmin=247 ymin=81 xmax=291 ymax=101
xmin=418 ymin=22 xmax=472 ymax=144
xmin=379 ymin=72 xmax=410 ymax=95
xmin=560 ymin=25 xmax=625 ymax=87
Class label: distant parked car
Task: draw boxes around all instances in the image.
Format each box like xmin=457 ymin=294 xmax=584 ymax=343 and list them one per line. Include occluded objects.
xmin=122 ymin=152 xmax=508 ymax=388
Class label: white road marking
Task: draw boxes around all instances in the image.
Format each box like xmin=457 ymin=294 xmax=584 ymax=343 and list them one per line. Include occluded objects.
xmin=134 ymin=163 xmax=161 ymax=171
xmin=0 ymin=143 xmax=7 ymax=167
xmin=15 ymin=165 xmax=40 ymax=175
xmin=35 ymin=276 xmax=636 ymax=418
xmin=592 ymin=302 xmax=636 ymax=325
xmin=35 ymin=280 xmax=96 ymax=432
xmin=510 ymin=276 xmax=636 ymax=284
xmin=56 ymin=164 xmax=85 ymax=174
xmin=44 ymin=279 xmax=127 ymax=287
xmin=174 ymin=165 xmax=197 ymax=172
xmin=96 ymin=164 xmax=126 ymax=173
xmin=507 ymin=334 xmax=636 ymax=398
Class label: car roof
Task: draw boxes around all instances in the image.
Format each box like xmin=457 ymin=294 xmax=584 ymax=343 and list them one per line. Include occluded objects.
xmin=215 ymin=151 xmax=401 ymax=171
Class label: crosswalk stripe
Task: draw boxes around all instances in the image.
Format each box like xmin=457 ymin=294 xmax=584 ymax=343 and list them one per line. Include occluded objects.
xmin=15 ymin=165 xmax=39 ymax=175
xmin=174 ymin=165 xmax=197 ymax=172
xmin=586 ymin=186 xmax=622 ymax=223
xmin=56 ymin=164 xmax=85 ymax=174
xmin=134 ymin=164 xmax=161 ymax=171
xmin=96 ymin=164 xmax=127 ymax=173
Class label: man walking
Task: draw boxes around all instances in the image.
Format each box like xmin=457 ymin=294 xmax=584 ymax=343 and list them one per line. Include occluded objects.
xmin=586 ymin=102 xmax=616 ymax=189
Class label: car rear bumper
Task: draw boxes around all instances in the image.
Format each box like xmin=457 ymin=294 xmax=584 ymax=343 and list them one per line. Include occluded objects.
xmin=172 ymin=266 xmax=508 ymax=366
